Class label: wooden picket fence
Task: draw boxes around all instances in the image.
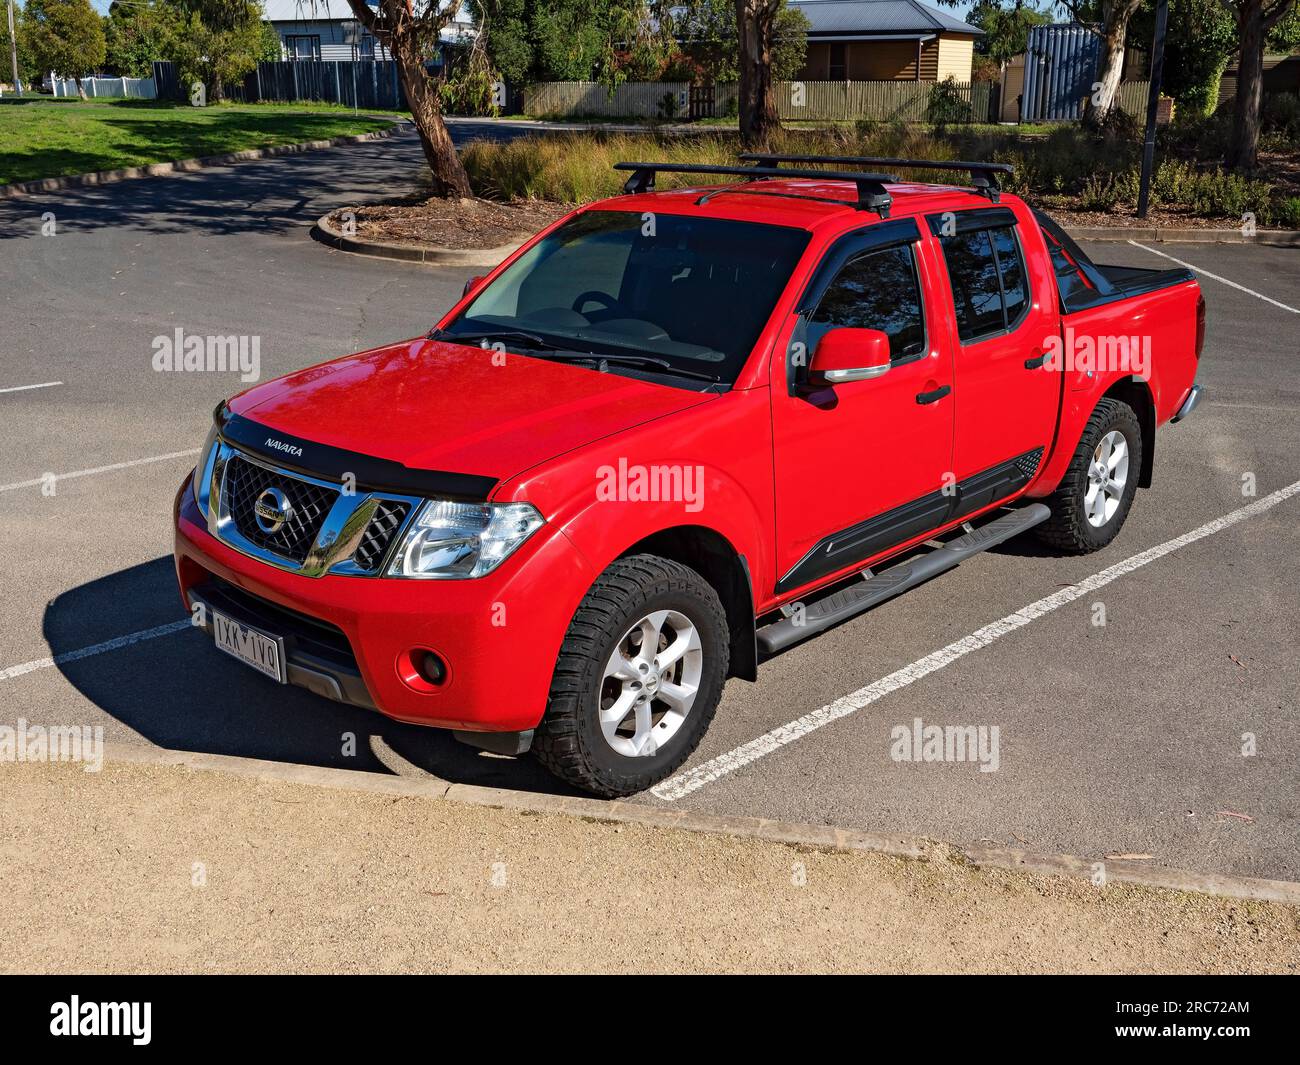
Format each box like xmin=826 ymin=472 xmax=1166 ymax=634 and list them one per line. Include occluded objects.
xmin=523 ymin=80 xmax=998 ymax=124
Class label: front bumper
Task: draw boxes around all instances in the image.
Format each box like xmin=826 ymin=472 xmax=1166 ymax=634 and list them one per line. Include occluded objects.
xmin=174 ymin=479 xmax=595 ymax=734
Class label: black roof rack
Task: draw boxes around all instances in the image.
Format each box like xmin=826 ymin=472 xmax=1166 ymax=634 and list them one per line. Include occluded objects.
xmin=740 ymin=153 xmax=1014 ymax=203
xmin=613 ymin=161 xmax=895 ymax=217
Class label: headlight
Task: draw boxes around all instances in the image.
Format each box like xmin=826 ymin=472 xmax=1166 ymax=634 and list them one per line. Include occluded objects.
xmin=191 ymin=423 xmax=220 ymax=512
xmin=390 ymin=500 xmax=544 ymax=579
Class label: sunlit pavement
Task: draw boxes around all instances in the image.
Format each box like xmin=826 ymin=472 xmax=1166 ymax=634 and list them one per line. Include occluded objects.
xmin=1 ymin=129 xmax=1297 ymax=881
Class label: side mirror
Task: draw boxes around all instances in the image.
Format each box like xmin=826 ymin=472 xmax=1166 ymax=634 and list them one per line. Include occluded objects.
xmin=462 ymin=275 xmax=487 ymax=300
xmin=809 ymin=327 xmax=892 ymax=384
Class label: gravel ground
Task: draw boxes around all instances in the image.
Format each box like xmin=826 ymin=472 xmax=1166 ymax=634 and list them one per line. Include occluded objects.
xmin=2 ymin=760 xmax=1296 ymax=975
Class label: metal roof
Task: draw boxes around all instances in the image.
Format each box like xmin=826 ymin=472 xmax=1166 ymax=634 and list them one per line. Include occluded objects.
xmin=262 ymin=1 xmax=473 ymax=25
xmin=789 ymin=0 xmax=982 ymax=37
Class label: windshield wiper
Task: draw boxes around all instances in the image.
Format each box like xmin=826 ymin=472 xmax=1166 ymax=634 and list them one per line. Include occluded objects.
xmin=429 ymin=328 xmax=552 ymax=350
xmin=433 ymin=329 xmax=721 ymax=384
xmin=534 ymin=350 xmax=721 ymax=384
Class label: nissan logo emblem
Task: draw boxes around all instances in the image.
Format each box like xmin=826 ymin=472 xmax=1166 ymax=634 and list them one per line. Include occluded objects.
xmin=253 ymin=487 xmax=294 ymax=534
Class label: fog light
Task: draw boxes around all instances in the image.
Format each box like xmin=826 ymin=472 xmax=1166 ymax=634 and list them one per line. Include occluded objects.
xmin=397 ymin=647 xmax=450 ymax=693
xmin=417 ymin=651 xmax=446 ymax=686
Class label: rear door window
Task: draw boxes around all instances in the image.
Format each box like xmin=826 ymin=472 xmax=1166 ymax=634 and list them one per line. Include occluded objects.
xmin=938 ymin=224 xmax=1030 ymax=343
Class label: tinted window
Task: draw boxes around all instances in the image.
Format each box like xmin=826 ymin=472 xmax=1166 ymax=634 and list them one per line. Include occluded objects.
xmin=990 ymin=228 xmax=1027 ymax=323
xmin=939 ymin=225 xmax=1029 ymax=342
xmin=448 ymin=211 xmax=810 ymax=385
xmin=1038 ymin=218 xmax=1096 ymax=306
xmin=807 ymin=245 xmax=925 ymax=361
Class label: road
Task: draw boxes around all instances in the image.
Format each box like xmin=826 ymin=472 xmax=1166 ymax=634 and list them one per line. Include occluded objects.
xmin=1 ymin=127 xmax=1297 ymax=882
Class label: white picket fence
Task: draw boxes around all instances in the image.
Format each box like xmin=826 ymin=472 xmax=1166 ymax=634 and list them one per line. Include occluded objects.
xmin=51 ymin=75 xmax=157 ymax=100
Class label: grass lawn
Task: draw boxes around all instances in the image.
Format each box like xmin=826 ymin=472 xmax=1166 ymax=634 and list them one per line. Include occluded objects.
xmin=0 ymin=98 xmax=402 ymax=186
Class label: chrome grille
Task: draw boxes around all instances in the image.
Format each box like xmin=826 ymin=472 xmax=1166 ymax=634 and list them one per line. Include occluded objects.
xmin=223 ymin=455 xmax=337 ymax=563
xmin=352 ymin=500 xmax=410 ymax=572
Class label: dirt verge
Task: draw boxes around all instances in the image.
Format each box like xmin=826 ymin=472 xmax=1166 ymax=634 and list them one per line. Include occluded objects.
xmin=3 ymin=760 xmax=1297 ymax=974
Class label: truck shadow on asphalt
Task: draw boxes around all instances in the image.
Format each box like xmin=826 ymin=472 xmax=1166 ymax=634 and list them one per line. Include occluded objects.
xmin=43 ymin=557 xmax=583 ymax=797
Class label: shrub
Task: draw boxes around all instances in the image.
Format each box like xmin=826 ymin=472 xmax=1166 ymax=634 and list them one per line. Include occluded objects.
xmin=1261 ymin=92 xmax=1300 ymax=146
xmin=1078 ymin=174 xmax=1123 ymax=211
xmin=1265 ymin=196 xmax=1300 ymax=228
xmin=925 ymin=77 xmax=972 ymax=129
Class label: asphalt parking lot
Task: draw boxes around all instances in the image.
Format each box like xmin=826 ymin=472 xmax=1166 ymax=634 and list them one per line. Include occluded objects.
xmin=2 ymin=128 xmax=1297 ymax=882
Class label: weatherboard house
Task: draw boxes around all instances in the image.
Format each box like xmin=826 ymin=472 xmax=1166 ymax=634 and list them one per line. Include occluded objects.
xmin=789 ymin=0 xmax=981 ymax=83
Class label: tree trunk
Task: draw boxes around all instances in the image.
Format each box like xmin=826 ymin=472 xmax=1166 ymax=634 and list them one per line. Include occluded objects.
xmin=1083 ymin=1 xmax=1135 ymax=124
xmin=75 ymin=77 xmax=87 ymax=101
xmin=735 ymin=0 xmax=780 ymax=149
xmin=1088 ymin=20 xmax=1126 ymax=121
xmin=1227 ymin=5 xmax=1266 ymax=171
xmin=391 ymin=33 xmax=472 ymax=198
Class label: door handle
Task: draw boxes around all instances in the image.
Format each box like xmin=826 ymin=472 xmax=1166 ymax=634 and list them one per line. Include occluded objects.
xmin=1024 ymin=350 xmax=1048 ymax=369
xmin=915 ymin=385 xmax=951 ymax=405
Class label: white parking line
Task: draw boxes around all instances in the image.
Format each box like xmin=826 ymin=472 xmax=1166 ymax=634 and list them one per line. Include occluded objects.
xmin=0 ymin=381 xmax=63 ymax=395
xmin=1127 ymin=240 xmax=1300 ymax=315
xmin=0 ymin=620 xmax=193 ymax=683
xmin=652 ymin=480 xmax=1300 ymax=801
xmin=0 ymin=449 xmax=199 ymax=494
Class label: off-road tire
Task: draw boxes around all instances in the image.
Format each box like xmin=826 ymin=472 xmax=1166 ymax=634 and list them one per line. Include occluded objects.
xmin=1036 ymin=397 xmax=1143 ymax=553
xmin=533 ymin=554 xmax=729 ymax=797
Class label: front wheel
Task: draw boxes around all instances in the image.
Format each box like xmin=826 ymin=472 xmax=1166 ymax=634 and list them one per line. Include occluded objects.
xmin=1036 ymin=397 xmax=1143 ymax=553
xmin=533 ymin=554 xmax=729 ymax=797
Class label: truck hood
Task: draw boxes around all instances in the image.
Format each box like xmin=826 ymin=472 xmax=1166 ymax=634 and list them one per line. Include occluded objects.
xmin=228 ymin=338 xmax=715 ymax=484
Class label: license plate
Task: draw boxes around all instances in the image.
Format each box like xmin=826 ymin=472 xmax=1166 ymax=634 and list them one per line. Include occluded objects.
xmin=212 ymin=610 xmax=286 ymax=683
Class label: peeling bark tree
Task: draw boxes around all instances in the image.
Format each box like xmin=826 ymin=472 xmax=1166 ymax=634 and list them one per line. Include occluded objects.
xmin=1221 ymin=0 xmax=1297 ymax=170
xmin=735 ymin=0 xmax=782 ymax=148
xmin=345 ymin=0 xmax=472 ymax=198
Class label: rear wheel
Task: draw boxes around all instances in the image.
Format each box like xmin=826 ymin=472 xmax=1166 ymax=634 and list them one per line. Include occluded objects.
xmin=533 ymin=554 xmax=729 ymax=797
xmin=1037 ymin=397 xmax=1143 ymax=553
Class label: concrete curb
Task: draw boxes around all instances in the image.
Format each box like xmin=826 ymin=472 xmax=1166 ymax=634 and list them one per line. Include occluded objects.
xmin=0 ymin=120 xmax=414 ymax=200
xmin=311 ymin=209 xmax=524 ymax=266
xmin=1063 ymin=225 xmax=1300 ymax=246
xmin=101 ymin=741 xmax=1300 ymax=906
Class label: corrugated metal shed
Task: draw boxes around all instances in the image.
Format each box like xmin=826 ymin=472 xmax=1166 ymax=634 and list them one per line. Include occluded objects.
xmin=1021 ymin=23 xmax=1099 ymax=121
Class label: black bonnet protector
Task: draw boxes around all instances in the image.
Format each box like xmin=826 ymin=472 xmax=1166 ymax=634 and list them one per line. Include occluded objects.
xmin=216 ymin=404 xmax=498 ymax=502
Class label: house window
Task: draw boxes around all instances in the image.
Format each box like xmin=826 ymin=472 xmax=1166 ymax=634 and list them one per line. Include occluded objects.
xmin=356 ymin=35 xmax=376 ymax=61
xmin=828 ymin=42 xmax=847 ymax=81
xmin=285 ymin=35 xmax=321 ymax=61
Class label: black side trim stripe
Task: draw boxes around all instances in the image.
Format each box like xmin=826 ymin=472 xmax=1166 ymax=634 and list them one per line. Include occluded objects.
xmin=775 ymin=448 xmax=1044 ymax=595
xmin=217 ymin=407 xmax=498 ymax=502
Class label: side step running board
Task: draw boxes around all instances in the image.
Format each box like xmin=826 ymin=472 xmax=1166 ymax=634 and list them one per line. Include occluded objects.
xmin=756 ymin=504 xmax=1051 ymax=654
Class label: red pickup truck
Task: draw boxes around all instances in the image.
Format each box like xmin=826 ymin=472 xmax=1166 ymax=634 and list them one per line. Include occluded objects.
xmin=174 ymin=154 xmax=1205 ymax=796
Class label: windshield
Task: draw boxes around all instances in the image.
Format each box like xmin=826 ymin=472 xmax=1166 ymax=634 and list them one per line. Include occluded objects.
xmin=440 ymin=210 xmax=811 ymax=386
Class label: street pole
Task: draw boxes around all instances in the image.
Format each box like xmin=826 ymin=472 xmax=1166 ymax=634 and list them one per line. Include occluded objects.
xmin=7 ymin=0 xmax=21 ymax=96
xmin=1136 ymin=0 xmax=1169 ymax=219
